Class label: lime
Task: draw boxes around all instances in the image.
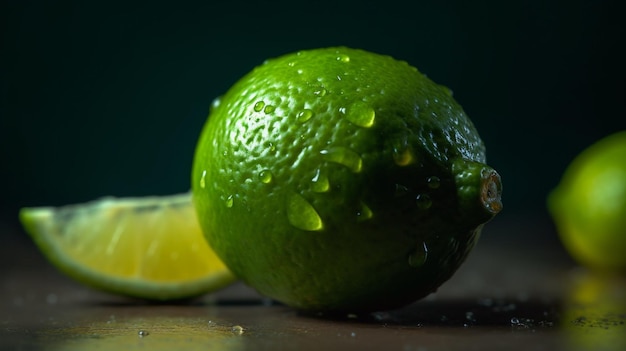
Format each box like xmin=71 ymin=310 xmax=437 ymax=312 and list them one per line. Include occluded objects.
xmin=548 ymin=131 xmax=626 ymax=272
xmin=19 ymin=192 xmax=235 ymax=300
xmin=192 ymin=47 xmax=502 ymax=312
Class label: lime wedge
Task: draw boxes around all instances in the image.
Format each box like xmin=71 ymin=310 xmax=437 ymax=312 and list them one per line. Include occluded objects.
xmin=20 ymin=192 xmax=236 ymax=300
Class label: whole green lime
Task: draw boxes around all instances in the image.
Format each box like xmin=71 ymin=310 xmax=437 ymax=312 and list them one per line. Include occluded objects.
xmin=548 ymin=131 xmax=626 ymax=272
xmin=192 ymin=47 xmax=502 ymax=312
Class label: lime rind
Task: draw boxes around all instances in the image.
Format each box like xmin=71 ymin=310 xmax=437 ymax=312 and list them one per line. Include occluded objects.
xmin=19 ymin=196 xmax=237 ymax=301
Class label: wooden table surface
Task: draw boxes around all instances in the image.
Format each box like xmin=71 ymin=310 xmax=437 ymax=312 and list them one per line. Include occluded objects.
xmin=1 ymin=214 xmax=625 ymax=351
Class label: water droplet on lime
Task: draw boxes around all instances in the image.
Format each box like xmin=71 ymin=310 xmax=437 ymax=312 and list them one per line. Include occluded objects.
xmin=200 ymin=170 xmax=207 ymax=189
xmin=416 ymin=194 xmax=432 ymax=210
xmin=225 ymin=195 xmax=234 ymax=208
xmin=287 ymin=193 xmax=323 ymax=231
xmin=357 ymin=202 xmax=373 ymax=222
xmin=393 ymin=149 xmax=414 ymax=166
xmin=311 ymin=169 xmax=330 ymax=193
xmin=259 ymin=170 xmax=273 ymax=184
xmin=210 ymin=96 xmax=222 ymax=112
xmin=266 ymin=142 xmax=276 ymax=152
xmin=394 ymin=184 xmax=410 ymax=197
xmin=253 ymin=101 xmax=265 ymax=112
xmin=320 ymin=147 xmax=363 ymax=173
xmin=296 ymin=109 xmax=314 ymax=123
xmin=337 ymin=54 xmax=350 ymax=63
xmin=346 ymin=102 xmax=375 ymax=128
xmin=264 ymin=105 xmax=275 ymax=114
xmin=427 ymin=176 xmax=441 ymax=189
xmin=408 ymin=242 xmax=428 ymax=267
xmin=392 ymin=137 xmax=414 ymax=166
xmin=313 ymin=88 xmax=327 ymax=97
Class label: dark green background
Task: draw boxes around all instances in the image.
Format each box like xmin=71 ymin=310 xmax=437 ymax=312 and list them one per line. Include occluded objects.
xmin=1 ymin=0 xmax=624 ymax=235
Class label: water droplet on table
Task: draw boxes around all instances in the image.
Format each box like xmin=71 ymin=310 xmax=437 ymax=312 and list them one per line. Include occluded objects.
xmin=46 ymin=293 xmax=57 ymax=305
xmin=465 ymin=311 xmax=476 ymax=324
xmin=231 ymin=325 xmax=244 ymax=335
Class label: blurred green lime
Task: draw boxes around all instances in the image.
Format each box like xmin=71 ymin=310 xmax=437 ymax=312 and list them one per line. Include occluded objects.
xmin=548 ymin=131 xmax=626 ymax=272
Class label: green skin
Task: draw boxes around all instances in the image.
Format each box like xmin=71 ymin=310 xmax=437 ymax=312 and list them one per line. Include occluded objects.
xmin=192 ymin=47 xmax=502 ymax=312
